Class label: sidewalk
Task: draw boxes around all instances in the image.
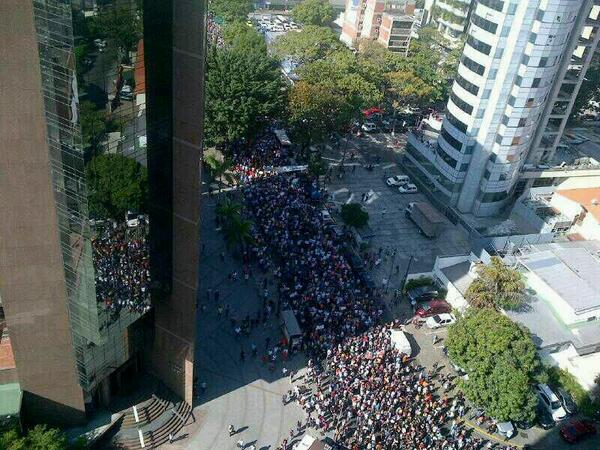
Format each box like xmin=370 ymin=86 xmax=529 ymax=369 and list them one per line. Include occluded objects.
xmin=168 ymin=189 xmax=306 ymax=450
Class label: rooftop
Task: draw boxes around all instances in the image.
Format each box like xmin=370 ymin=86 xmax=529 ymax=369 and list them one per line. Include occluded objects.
xmin=440 ymin=261 xmax=475 ymax=296
xmin=556 ymin=187 xmax=600 ymax=222
xmin=517 ymin=244 xmax=600 ymax=314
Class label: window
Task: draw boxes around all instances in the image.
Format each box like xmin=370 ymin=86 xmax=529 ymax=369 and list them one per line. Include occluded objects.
xmin=461 ymin=55 xmax=486 ymax=76
xmin=521 ymin=54 xmax=530 ymax=65
xmin=441 ymin=126 xmax=464 ymax=151
xmin=460 ymin=163 xmax=470 ymax=172
xmin=467 ymin=35 xmax=492 ymax=55
xmin=536 ymin=9 xmax=544 ymax=21
xmin=515 ymin=75 xmax=523 ymax=86
xmin=484 ymin=169 xmax=491 ymax=179
xmin=501 ymin=114 xmax=509 ymax=125
xmin=465 ymin=144 xmax=475 ymax=154
xmin=526 ymin=97 xmax=535 ymax=107
xmin=455 ymin=74 xmax=480 ymax=96
xmin=532 ymin=78 xmax=541 ymax=88
xmin=482 ymin=89 xmax=491 ymax=99
xmin=511 ymin=136 xmax=521 ymax=145
xmin=447 ymin=112 xmax=469 ymax=133
xmin=435 ymin=144 xmax=459 ymax=169
xmin=508 ymin=95 xmax=516 ymax=106
xmin=450 ymin=91 xmax=474 ymax=115
xmin=481 ymin=190 xmax=508 ymax=203
xmin=529 ymin=32 xmax=537 ymax=44
xmin=501 ymin=26 xmax=510 ymax=37
xmin=495 ymin=134 xmax=503 ymax=144
xmin=539 ymin=57 xmax=548 ymax=67
xmin=518 ymin=118 xmax=527 ymax=127
xmin=478 ymin=0 xmax=504 ymax=12
xmin=471 ymin=13 xmax=498 ymax=34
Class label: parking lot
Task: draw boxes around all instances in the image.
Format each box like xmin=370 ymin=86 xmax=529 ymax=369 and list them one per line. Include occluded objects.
xmin=323 ymin=132 xmax=470 ymax=296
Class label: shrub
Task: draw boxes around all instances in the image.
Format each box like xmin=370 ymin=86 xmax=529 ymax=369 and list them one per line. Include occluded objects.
xmin=341 ymin=203 xmax=369 ymax=228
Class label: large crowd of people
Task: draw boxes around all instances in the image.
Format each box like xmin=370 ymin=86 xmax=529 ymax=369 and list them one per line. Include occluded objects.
xmin=238 ymin=141 xmax=518 ymax=449
xmin=297 ymin=322 xmax=501 ymax=450
xmin=244 ymin=174 xmax=383 ymax=360
xmin=92 ymin=223 xmax=151 ymax=314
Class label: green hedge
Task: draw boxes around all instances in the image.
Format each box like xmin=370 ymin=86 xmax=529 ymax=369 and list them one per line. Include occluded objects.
xmin=546 ymin=366 xmax=600 ymax=417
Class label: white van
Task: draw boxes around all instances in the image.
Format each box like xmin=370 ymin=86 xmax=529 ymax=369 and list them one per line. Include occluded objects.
xmin=536 ymin=384 xmax=567 ymax=421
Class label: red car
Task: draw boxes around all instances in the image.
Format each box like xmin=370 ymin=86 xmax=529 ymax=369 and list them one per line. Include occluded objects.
xmin=415 ymin=300 xmax=452 ymax=318
xmin=559 ymin=420 xmax=597 ymax=444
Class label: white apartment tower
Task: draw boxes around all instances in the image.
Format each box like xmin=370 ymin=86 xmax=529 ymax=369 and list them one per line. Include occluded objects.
xmin=407 ymin=0 xmax=600 ymax=217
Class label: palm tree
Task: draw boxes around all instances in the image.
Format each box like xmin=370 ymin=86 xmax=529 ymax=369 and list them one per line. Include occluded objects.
xmin=465 ymin=257 xmax=525 ymax=310
xmin=223 ymin=216 xmax=254 ymax=252
xmin=216 ymin=199 xmax=241 ymax=227
xmin=203 ymin=153 xmax=235 ymax=187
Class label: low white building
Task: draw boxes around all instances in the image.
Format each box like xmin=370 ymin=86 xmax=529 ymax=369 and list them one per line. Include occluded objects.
xmin=434 ymin=242 xmax=600 ymax=392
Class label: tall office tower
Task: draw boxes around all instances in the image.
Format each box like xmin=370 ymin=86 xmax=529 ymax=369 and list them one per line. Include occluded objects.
xmin=423 ymin=0 xmax=472 ymax=41
xmin=406 ymin=0 xmax=600 ymax=217
xmin=0 ymin=0 xmax=204 ymax=426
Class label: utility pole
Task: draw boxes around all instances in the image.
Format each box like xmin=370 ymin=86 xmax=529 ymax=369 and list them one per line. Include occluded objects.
xmin=384 ymin=248 xmax=397 ymax=294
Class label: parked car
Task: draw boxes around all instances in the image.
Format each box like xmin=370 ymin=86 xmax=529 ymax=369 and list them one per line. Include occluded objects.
xmin=496 ymin=421 xmax=516 ymax=439
xmin=536 ymin=383 xmax=568 ymax=422
xmin=556 ymin=388 xmax=577 ymax=415
xmin=361 ymin=122 xmax=378 ymax=132
xmin=398 ymin=183 xmax=418 ymax=194
xmin=425 ymin=313 xmax=456 ymax=329
xmin=536 ymin=402 xmax=555 ymax=430
xmin=407 ymin=286 xmax=439 ymax=303
xmin=559 ymin=420 xmax=597 ymax=444
xmin=386 ymin=175 xmax=410 ymax=186
xmin=415 ymin=300 xmax=452 ymax=318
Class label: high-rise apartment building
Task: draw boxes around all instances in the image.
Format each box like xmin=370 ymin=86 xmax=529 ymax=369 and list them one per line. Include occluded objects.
xmin=0 ymin=0 xmax=204 ymax=425
xmin=406 ymin=0 xmax=600 ymax=217
xmin=340 ymin=0 xmax=415 ymax=48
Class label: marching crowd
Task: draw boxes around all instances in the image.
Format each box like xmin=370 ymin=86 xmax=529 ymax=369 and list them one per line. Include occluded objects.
xmin=236 ymin=137 xmax=519 ymax=449
xmin=297 ymin=322 xmax=506 ymax=450
xmin=92 ymin=223 xmax=151 ymax=314
xmin=207 ymin=13 xmax=225 ymax=48
xmin=244 ymin=174 xmax=383 ymax=360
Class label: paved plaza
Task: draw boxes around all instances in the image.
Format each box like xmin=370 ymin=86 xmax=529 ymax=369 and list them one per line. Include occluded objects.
xmin=169 ymin=189 xmax=306 ymax=450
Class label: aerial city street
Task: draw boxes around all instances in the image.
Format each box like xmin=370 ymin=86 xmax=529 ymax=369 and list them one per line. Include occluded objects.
xmin=2 ymin=0 xmax=600 ymax=449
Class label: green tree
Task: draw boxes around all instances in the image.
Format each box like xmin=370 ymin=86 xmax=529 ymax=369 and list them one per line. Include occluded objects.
xmin=273 ymin=26 xmax=345 ymax=63
xmin=385 ymin=70 xmax=437 ymax=112
xmin=300 ymin=50 xmax=384 ymax=112
xmin=223 ymin=216 xmax=254 ymax=251
xmin=216 ymin=199 xmax=242 ymax=225
xmin=292 ymin=0 xmax=335 ymax=26
xmin=222 ymin=21 xmax=267 ymax=53
xmin=446 ymin=309 xmax=542 ymax=422
xmin=341 ymin=203 xmax=369 ymax=228
xmin=0 ymin=425 xmax=71 ymax=450
xmin=465 ymin=257 xmax=525 ymax=310
xmin=209 ymin=0 xmax=253 ymax=23
xmin=308 ymin=154 xmax=327 ymax=177
xmin=204 ymin=153 xmax=235 ymax=186
xmin=86 ymin=154 xmax=148 ymax=220
xmin=288 ymin=81 xmax=354 ymax=150
xmin=205 ymin=44 xmax=286 ymax=147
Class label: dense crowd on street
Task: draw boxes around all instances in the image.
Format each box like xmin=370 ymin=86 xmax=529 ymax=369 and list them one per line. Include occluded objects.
xmin=234 ymin=138 xmax=520 ymax=449
xmin=207 ymin=13 xmax=224 ymax=48
xmin=244 ymin=173 xmax=383 ymax=360
xmin=297 ymin=322 xmax=512 ymax=450
xmin=232 ymin=132 xmax=291 ymax=184
xmin=92 ymin=223 xmax=151 ymax=314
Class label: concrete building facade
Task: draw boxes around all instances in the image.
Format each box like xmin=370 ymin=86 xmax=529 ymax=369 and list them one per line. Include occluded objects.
xmin=377 ymin=13 xmax=416 ymax=55
xmin=0 ymin=0 xmax=205 ymax=425
xmin=406 ymin=0 xmax=600 ymax=217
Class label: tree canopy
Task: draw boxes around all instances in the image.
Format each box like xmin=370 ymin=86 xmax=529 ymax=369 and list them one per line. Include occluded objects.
xmin=86 ymin=153 xmax=148 ymax=220
xmin=446 ymin=309 xmax=542 ymax=422
xmin=0 ymin=424 xmax=83 ymax=450
xmin=571 ymin=56 xmax=600 ymax=121
xmin=292 ymin=0 xmax=335 ymax=26
xmin=341 ymin=203 xmax=369 ymax=228
xmin=273 ymin=26 xmax=345 ymax=64
xmin=209 ymin=0 xmax=253 ymax=23
xmin=222 ymin=21 xmax=267 ymax=53
xmin=465 ymin=257 xmax=525 ymax=310
xmin=90 ymin=5 xmax=142 ymax=55
xmin=204 ymin=40 xmax=286 ymax=147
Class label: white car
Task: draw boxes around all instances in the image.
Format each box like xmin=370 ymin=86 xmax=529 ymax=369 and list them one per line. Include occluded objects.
xmin=361 ymin=122 xmax=378 ymax=132
xmin=425 ymin=313 xmax=456 ymax=329
xmin=386 ymin=175 xmax=410 ymax=187
xmin=536 ymin=384 xmax=568 ymax=422
xmin=398 ymin=183 xmax=418 ymax=194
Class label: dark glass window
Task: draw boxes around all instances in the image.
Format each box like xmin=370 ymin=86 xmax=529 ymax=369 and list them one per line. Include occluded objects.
xmin=446 ymin=112 xmax=469 ymax=133
xmin=467 ymin=35 xmax=492 ymax=55
xmin=478 ymin=0 xmax=504 ymax=12
xmin=441 ymin=125 xmax=464 ymax=151
xmin=450 ymin=90 xmax=474 ymax=115
xmin=471 ymin=13 xmax=498 ymax=34
xmin=436 ymin=144 xmax=459 ymax=169
xmin=461 ymin=55 xmax=485 ymax=76
xmin=455 ymin=74 xmax=480 ymax=96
